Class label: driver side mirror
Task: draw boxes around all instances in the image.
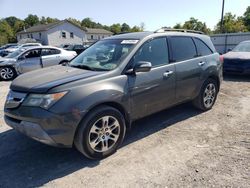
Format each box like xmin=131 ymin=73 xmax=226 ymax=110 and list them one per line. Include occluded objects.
xmin=126 ymin=61 xmax=152 ymax=74
xmin=134 ymin=61 xmax=152 ymax=73
xmin=18 ymin=56 xmax=25 ymax=61
xmin=227 ymin=48 xmax=232 ymax=52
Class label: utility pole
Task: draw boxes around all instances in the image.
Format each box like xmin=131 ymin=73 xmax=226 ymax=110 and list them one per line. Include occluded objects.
xmin=220 ymin=0 xmax=225 ymax=33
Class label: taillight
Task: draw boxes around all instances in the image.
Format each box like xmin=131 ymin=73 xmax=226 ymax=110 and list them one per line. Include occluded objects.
xmin=219 ymin=55 xmax=224 ymax=63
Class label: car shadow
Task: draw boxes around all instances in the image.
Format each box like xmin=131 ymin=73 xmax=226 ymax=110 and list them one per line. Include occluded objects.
xmin=0 ymin=103 xmax=201 ymax=188
xmin=223 ymin=74 xmax=250 ymax=82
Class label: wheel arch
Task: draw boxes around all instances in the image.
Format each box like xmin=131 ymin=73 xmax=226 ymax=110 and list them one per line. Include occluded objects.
xmin=207 ymin=74 xmax=221 ymax=91
xmin=73 ymin=101 xmax=131 ymax=142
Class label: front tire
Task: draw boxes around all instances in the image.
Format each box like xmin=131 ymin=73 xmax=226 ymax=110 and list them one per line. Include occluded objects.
xmin=193 ymin=78 xmax=218 ymax=111
xmin=0 ymin=66 xmax=16 ymax=81
xmin=74 ymin=105 xmax=126 ymax=159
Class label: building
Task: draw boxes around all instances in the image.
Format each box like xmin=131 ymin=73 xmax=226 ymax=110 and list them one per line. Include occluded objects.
xmin=86 ymin=28 xmax=113 ymax=43
xmin=16 ymin=20 xmax=87 ymax=46
xmin=211 ymin=32 xmax=250 ymax=54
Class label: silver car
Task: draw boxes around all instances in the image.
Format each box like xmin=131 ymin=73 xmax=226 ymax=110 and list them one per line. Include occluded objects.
xmin=0 ymin=46 xmax=77 ymax=80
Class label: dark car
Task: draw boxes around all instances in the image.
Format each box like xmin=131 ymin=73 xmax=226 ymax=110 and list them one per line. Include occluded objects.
xmin=0 ymin=43 xmax=18 ymax=57
xmin=65 ymin=44 xmax=88 ymax=55
xmin=222 ymin=40 xmax=250 ymax=75
xmin=4 ymin=29 xmax=222 ymax=159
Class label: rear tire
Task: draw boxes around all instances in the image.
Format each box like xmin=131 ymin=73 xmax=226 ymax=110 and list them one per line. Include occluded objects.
xmin=193 ymin=78 xmax=218 ymax=111
xmin=0 ymin=66 xmax=17 ymax=81
xmin=74 ymin=105 xmax=126 ymax=159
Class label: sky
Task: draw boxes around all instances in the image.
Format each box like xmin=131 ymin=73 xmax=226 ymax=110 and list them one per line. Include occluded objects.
xmin=0 ymin=0 xmax=249 ymax=30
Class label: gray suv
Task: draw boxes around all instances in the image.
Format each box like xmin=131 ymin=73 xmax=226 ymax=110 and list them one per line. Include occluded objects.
xmin=4 ymin=29 xmax=222 ymax=159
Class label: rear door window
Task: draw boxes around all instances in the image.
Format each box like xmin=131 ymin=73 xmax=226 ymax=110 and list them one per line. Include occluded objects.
xmin=170 ymin=36 xmax=197 ymax=62
xmin=41 ymin=48 xmax=60 ymax=56
xmin=194 ymin=38 xmax=213 ymax=56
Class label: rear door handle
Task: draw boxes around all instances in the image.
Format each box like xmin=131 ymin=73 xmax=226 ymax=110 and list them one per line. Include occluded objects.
xmin=198 ymin=61 xmax=206 ymax=66
xmin=163 ymin=70 xmax=174 ymax=78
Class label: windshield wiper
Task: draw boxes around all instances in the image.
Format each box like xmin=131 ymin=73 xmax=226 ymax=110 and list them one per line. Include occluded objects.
xmin=70 ymin=64 xmax=96 ymax=71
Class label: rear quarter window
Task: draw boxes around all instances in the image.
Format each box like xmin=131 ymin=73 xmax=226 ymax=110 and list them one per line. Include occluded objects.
xmin=194 ymin=38 xmax=213 ymax=56
xmin=170 ymin=36 xmax=196 ymax=62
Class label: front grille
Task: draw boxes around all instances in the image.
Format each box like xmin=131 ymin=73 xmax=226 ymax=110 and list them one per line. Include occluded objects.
xmin=5 ymin=90 xmax=27 ymax=109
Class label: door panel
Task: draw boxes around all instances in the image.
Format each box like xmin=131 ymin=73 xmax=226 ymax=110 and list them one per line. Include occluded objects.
xmin=175 ymin=57 xmax=204 ymax=102
xmin=128 ymin=37 xmax=176 ymax=120
xmin=42 ymin=55 xmax=60 ymax=67
xmin=41 ymin=48 xmax=61 ymax=67
xmin=129 ymin=64 xmax=176 ymax=119
xmin=169 ymin=36 xmax=203 ymax=102
xmin=18 ymin=49 xmax=42 ymax=73
xmin=19 ymin=57 xmax=42 ymax=73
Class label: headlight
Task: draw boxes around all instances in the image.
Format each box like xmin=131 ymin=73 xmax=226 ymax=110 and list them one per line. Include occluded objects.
xmin=23 ymin=91 xmax=67 ymax=109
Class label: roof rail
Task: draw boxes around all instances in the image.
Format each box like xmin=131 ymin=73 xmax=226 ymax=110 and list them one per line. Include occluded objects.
xmin=154 ymin=27 xmax=204 ymax=34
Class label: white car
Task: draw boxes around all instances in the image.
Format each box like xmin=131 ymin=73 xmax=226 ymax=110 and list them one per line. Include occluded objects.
xmin=0 ymin=46 xmax=77 ymax=80
xmin=5 ymin=43 xmax=42 ymax=53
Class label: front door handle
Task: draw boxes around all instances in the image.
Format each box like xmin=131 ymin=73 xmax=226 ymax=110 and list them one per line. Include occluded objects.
xmin=163 ymin=70 xmax=174 ymax=78
xmin=198 ymin=61 xmax=206 ymax=66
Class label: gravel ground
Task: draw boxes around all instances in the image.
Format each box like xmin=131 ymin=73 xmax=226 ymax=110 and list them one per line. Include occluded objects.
xmin=0 ymin=75 xmax=249 ymax=188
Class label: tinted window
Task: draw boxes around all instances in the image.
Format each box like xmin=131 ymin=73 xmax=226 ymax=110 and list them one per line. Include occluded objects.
xmin=134 ymin=38 xmax=169 ymax=67
xmin=194 ymin=38 xmax=212 ymax=56
xmin=23 ymin=49 xmax=41 ymax=58
xmin=170 ymin=37 xmax=196 ymax=62
xmin=41 ymin=49 xmax=61 ymax=56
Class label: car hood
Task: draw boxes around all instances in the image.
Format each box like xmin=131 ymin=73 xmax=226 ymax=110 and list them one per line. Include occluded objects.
xmin=223 ymin=51 xmax=250 ymax=60
xmin=0 ymin=57 xmax=16 ymax=65
xmin=11 ymin=65 xmax=105 ymax=93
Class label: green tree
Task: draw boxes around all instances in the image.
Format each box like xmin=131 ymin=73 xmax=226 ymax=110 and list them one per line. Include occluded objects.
xmin=173 ymin=18 xmax=210 ymax=34
xmin=121 ymin=23 xmax=130 ymax=32
xmin=13 ymin=20 xmax=25 ymax=33
xmin=243 ymin=6 xmax=250 ymax=31
xmin=46 ymin=17 xmax=59 ymax=24
xmin=173 ymin=23 xmax=182 ymax=29
xmin=0 ymin=20 xmax=15 ymax=45
xmin=67 ymin=18 xmax=81 ymax=27
xmin=131 ymin=26 xmax=141 ymax=32
xmin=81 ymin=18 xmax=97 ymax=28
xmin=40 ymin=16 xmax=47 ymax=24
xmin=110 ymin=24 xmax=121 ymax=34
xmin=215 ymin=13 xmax=247 ymax=33
xmin=183 ymin=17 xmax=209 ymax=33
xmin=24 ymin=14 xmax=39 ymax=27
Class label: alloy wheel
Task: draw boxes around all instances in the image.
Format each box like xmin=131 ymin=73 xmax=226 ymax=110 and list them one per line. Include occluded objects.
xmin=203 ymin=83 xmax=216 ymax=108
xmin=0 ymin=67 xmax=14 ymax=80
xmin=88 ymin=116 xmax=121 ymax=153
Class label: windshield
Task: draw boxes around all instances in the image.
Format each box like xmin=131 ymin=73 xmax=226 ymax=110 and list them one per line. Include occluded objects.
xmin=233 ymin=42 xmax=250 ymax=52
xmin=69 ymin=39 xmax=137 ymax=71
xmin=6 ymin=49 xmax=24 ymax=58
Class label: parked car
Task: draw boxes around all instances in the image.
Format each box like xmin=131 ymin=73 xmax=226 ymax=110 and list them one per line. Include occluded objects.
xmin=60 ymin=44 xmax=71 ymax=49
xmin=65 ymin=44 xmax=88 ymax=55
xmin=4 ymin=29 xmax=222 ymax=159
xmin=0 ymin=43 xmax=18 ymax=57
xmin=0 ymin=43 xmax=42 ymax=57
xmin=0 ymin=46 xmax=77 ymax=80
xmin=221 ymin=40 xmax=250 ymax=75
xmin=0 ymin=43 xmax=17 ymax=50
